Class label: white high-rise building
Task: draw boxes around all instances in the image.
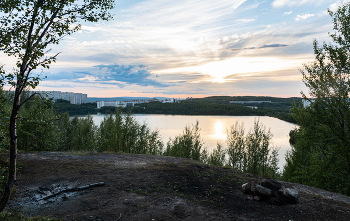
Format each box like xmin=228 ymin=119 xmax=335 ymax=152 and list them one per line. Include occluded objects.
xmin=33 ymin=91 xmax=88 ymax=104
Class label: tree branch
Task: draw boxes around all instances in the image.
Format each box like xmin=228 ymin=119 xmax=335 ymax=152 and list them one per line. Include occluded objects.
xmin=32 ymin=0 xmax=66 ymax=50
xmin=19 ymin=92 xmax=43 ymax=107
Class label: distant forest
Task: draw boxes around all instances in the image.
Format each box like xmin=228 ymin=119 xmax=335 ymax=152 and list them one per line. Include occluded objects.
xmin=54 ymin=96 xmax=302 ymax=123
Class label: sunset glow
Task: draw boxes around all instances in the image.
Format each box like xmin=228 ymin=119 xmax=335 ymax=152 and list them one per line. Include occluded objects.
xmin=1 ymin=0 xmax=346 ymax=98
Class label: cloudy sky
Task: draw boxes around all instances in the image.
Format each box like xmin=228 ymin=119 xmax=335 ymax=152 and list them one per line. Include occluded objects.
xmin=2 ymin=0 xmax=349 ymax=98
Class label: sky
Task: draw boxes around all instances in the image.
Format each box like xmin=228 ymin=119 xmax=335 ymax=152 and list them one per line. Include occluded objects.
xmin=2 ymin=0 xmax=350 ymax=98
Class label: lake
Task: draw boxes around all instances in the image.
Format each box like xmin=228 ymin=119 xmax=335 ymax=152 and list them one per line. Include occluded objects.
xmin=87 ymin=114 xmax=297 ymax=170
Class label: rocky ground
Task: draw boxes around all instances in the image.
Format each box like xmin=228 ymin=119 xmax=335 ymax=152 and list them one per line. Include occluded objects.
xmin=6 ymin=151 xmax=350 ymax=220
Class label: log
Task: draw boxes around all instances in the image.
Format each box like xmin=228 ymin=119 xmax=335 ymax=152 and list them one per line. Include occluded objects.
xmin=42 ymin=182 xmax=105 ymax=200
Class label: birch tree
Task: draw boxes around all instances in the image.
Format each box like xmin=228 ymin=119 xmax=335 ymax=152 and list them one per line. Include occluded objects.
xmin=0 ymin=0 xmax=114 ymax=211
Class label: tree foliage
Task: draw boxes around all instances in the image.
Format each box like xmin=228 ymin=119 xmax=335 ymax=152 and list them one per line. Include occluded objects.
xmin=163 ymin=118 xmax=279 ymax=178
xmin=132 ymin=97 xmax=300 ymax=123
xmin=206 ymin=143 xmax=226 ymax=167
xmin=0 ymin=88 xmax=10 ymax=149
xmin=164 ymin=121 xmax=207 ymax=161
xmin=17 ymin=94 xmax=61 ymax=151
xmin=283 ymin=3 xmax=350 ymax=195
xmin=98 ymin=109 xmax=163 ymax=155
xmin=226 ymin=119 xmax=279 ymax=178
xmin=0 ymin=0 xmax=114 ymax=88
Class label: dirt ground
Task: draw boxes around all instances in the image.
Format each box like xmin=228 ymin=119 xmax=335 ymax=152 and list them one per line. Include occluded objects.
xmin=6 ymin=151 xmax=350 ymax=221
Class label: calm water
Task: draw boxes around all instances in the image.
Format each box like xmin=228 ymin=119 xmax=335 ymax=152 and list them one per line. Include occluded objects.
xmin=87 ymin=114 xmax=297 ymax=170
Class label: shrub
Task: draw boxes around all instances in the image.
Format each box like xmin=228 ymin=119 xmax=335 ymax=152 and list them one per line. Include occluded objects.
xmin=98 ymin=109 xmax=163 ymax=155
xmin=226 ymin=119 xmax=279 ymax=178
xmin=164 ymin=121 xmax=206 ymax=161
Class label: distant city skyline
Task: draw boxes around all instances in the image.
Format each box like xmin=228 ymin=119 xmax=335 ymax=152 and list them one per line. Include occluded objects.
xmin=1 ymin=0 xmax=347 ymax=98
xmin=32 ymin=91 xmax=88 ymax=105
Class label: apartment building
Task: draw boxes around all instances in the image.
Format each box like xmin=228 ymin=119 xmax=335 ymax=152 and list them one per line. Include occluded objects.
xmin=96 ymin=100 xmax=150 ymax=109
xmin=34 ymin=91 xmax=88 ymax=105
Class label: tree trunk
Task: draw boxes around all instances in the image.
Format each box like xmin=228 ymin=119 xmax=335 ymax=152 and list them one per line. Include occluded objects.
xmin=0 ymin=90 xmax=20 ymax=211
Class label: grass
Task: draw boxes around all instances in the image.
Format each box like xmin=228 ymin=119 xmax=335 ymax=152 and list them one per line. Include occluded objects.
xmin=0 ymin=208 xmax=61 ymax=221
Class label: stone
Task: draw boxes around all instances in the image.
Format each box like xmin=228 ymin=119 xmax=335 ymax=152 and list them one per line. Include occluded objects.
xmin=261 ymin=179 xmax=282 ymax=191
xmin=250 ymin=182 xmax=258 ymax=194
xmin=255 ymin=185 xmax=272 ymax=198
xmin=253 ymin=195 xmax=261 ymax=201
xmin=283 ymin=188 xmax=299 ymax=204
xmin=240 ymin=180 xmax=299 ymax=205
xmin=242 ymin=183 xmax=251 ymax=194
xmin=272 ymin=190 xmax=288 ymax=205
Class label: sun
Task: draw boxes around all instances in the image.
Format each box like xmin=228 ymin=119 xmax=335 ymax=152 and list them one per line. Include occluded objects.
xmin=156 ymin=56 xmax=305 ymax=83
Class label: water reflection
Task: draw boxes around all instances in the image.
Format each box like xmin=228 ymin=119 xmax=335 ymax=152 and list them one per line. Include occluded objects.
xmin=211 ymin=121 xmax=226 ymax=141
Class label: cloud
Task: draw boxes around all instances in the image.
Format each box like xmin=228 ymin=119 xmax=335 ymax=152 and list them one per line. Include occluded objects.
xmin=42 ymin=64 xmax=171 ymax=88
xmin=158 ymin=73 xmax=210 ymax=83
xmin=329 ymin=1 xmax=350 ymax=12
xmin=260 ymin=44 xmax=288 ymax=48
xmin=272 ymin=0 xmax=326 ymax=8
xmin=284 ymin=10 xmax=292 ymax=15
xmin=239 ymin=2 xmax=261 ymax=11
xmin=295 ymin=14 xmax=315 ymax=21
xmin=94 ymin=64 xmax=170 ymax=87
xmin=236 ymin=19 xmax=256 ymax=23
xmin=230 ymin=43 xmax=288 ymax=51
xmin=43 ymin=71 xmax=86 ymax=81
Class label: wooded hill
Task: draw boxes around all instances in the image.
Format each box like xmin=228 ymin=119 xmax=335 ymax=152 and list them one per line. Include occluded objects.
xmin=54 ymin=96 xmax=301 ymax=123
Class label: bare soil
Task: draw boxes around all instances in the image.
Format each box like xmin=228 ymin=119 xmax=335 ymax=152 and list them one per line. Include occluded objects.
xmin=6 ymin=151 xmax=350 ymax=221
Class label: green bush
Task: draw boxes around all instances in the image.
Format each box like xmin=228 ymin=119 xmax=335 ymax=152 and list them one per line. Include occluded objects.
xmin=98 ymin=109 xmax=163 ymax=155
xmin=226 ymin=119 xmax=279 ymax=178
xmin=164 ymin=121 xmax=206 ymax=161
xmin=206 ymin=143 xmax=226 ymax=166
xmin=17 ymin=95 xmax=61 ymax=151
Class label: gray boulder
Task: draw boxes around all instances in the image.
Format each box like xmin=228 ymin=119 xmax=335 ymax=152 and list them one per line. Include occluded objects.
xmin=241 ymin=179 xmax=299 ymax=205
xmin=261 ymin=179 xmax=282 ymax=191
xmin=255 ymin=185 xmax=272 ymax=199
xmin=283 ymin=188 xmax=299 ymax=204
xmin=242 ymin=183 xmax=251 ymax=194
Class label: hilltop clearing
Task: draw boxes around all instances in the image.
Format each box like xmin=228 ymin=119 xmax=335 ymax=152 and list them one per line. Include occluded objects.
xmin=7 ymin=152 xmax=350 ymax=220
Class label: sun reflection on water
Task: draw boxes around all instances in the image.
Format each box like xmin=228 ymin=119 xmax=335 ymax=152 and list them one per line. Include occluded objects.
xmin=212 ymin=121 xmax=227 ymax=141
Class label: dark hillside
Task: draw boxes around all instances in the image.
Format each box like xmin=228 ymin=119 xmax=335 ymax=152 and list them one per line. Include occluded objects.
xmin=9 ymin=152 xmax=350 ymax=221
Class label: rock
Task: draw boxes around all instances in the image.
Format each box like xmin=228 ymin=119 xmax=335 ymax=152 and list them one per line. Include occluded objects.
xmin=255 ymin=185 xmax=272 ymax=199
xmin=253 ymin=195 xmax=261 ymax=201
xmin=250 ymin=182 xmax=258 ymax=194
xmin=261 ymin=179 xmax=282 ymax=191
xmin=272 ymin=189 xmax=288 ymax=204
xmin=241 ymin=180 xmax=300 ymax=205
xmin=242 ymin=183 xmax=251 ymax=194
xmin=283 ymin=188 xmax=299 ymax=204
